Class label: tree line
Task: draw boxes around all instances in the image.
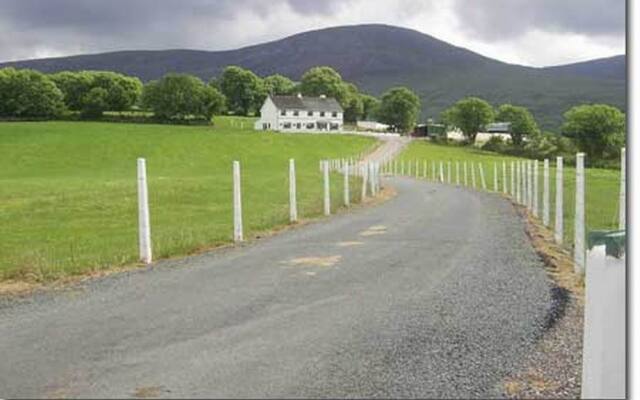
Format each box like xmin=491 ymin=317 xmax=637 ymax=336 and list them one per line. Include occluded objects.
xmin=0 ymin=65 xmax=421 ymax=129
xmin=440 ymin=96 xmax=625 ymax=163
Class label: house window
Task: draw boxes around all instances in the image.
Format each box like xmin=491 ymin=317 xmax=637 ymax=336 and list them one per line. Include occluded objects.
xmin=332 ymin=112 xmax=338 ymax=117
xmin=320 ymin=111 xmax=325 ymax=117
xmin=283 ymin=122 xmax=292 ymax=129
xmin=281 ymin=110 xmax=286 ymax=116
xmin=306 ymin=123 xmax=315 ymax=129
xmin=293 ymin=110 xmax=299 ymax=116
xmin=307 ymin=111 xmax=313 ymax=116
xmin=296 ymin=123 xmax=301 ymax=129
xmin=317 ymin=122 xmax=328 ymax=130
xmin=330 ymin=123 xmax=340 ymax=130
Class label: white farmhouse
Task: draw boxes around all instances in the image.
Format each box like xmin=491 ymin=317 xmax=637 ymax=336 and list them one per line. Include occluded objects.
xmin=254 ymin=94 xmax=343 ymax=132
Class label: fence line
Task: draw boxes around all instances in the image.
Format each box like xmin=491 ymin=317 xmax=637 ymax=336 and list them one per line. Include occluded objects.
xmin=543 ymin=159 xmax=550 ymax=226
xmin=289 ymin=159 xmax=298 ymax=222
xmin=555 ymin=156 xmax=564 ymax=245
xmin=575 ymin=153 xmax=586 ymax=274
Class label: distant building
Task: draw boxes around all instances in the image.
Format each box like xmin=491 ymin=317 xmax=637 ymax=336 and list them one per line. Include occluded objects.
xmin=254 ymin=94 xmax=343 ymax=132
xmin=485 ymin=122 xmax=512 ymax=134
xmin=357 ymin=120 xmax=390 ymax=131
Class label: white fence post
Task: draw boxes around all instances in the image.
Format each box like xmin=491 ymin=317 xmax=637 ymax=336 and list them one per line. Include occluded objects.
xmin=423 ymin=160 xmax=427 ymax=179
xmin=471 ymin=162 xmax=477 ymax=188
xmin=439 ymin=161 xmax=444 ymax=183
xmin=323 ymin=160 xmax=331 ymax=216
xmin=575 ymin=153 xmax=586 ymax=274
xmin=137 ymin=158 xmax=152 ymax=264
xmin=526 ymin=161 xmax=532 ymax=211
xmin=361 ymin=163 xmax=368 ymax=199
xmin=502 ymin=160 xmax=507 ymax=194
xmin=432 ymin=161 xmax=436 ymax=182
xmin=581 ymin=237 xmax=626 ymax=399
xmin=456 ymin=161 xmax=460 ymax=185
xmin=344 ymin=162 xmax=350 ymax=207
xmin=543 ymin=159 xmax=550 ymax=226
xmin=619 ymin=148 xmax=625 ymax=230
xmin=522 ymin=160 xmax=528 ymax=207
xmin=555 ymin=157 xmax=564 ymax=244
xmin=408 ymin=160 xmax=412 ymax=177
xmin=464 ymin=161 xmax=468 ymax=186
xmin=289 ymin=159 xmax=298 ymax=222
xmin=510 ymin=161 xmax=515 ymax=198
xmin=233 ymin=160 xmax=243 ymax=242
xmin=515 ymin=161 xmax=521 ymax=203
xmin=479 ymin=163 xmax=487 ymax=191
xmin=493 ymin=162 xmax=498 ymax=192
xmin=415 ymin=160 xmax=419 ymax=178
xmin=369 ymin=162 xmax=376 ymax=196
xmin=533 ymin=160 xmax=539 ymax=217
xmin=447 ymin=161 xmax=452 ymax=183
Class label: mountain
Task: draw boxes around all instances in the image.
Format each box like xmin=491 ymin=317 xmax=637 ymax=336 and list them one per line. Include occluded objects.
xmin=543 ymin=55 xmax=625 ymax=81
xmin=0 ymin=24 xmax=626 ymax=130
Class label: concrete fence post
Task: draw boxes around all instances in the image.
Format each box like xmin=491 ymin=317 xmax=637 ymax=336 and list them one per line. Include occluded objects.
xmin=415 ymin=160 xmax=419 ymax=178
xmin=423 ymin=160 xmax=427 ymax=179
xmin=533 ymin=160 xmax=539 ymax=217
xmin=543 ymin=159 xmax=550 ymax=226
xmin=408 ymin=160 xmax=412 ymax=177
xmin=471 ymin=162 xmax=477 ymax=189
xmin=555 ymin=157 xmax=564 ymax=244
xmin=289 ymin=159 xmax=298 ymax=222
xmin=522 ymin=160 xmax=528 ymax=207
xmin=456 ymin=161 xmax=460 ymax=185
xmin=619 ymin=148 xmax=626 ymax=230
xmin=323 ymin=160 xmax=331 ymax=216
xmin=344 ymin=161 xmax=350 ymax=207
xmin=493 ymin=162 xmax=498 ymax=192
xmin=515 ymin=161 xmax=521 ymax=203
xmin=575 ymin=153 xmax=586 ymax=274
xmin=510 ymin=161 xmax=515 ymax=197
xmin=432 ymin=160 xmax=436 ymax=182
xmin=581 ymin=236 xmax=626 ymax=399
xmin=479 ymin=163 xmax=487 ymax=191
xmin=439 ymin=161 xmax=444 ymax=183
xmin=447 ymin=161 xmax=452 ymax=184
xmin=233 ymin=160 xmax=243 ymax=242
xmin=137 ymin=158 xmax=152 ymax=264
xmin=401 ymin=160 xmax=405 ymax=176
xmin=361 ymin=163 xmax=368 ymax=200
xmin=369 ymin=162 xmax=376 ymax=196
xmin=528 ymin=160 xmax=533 ymax=211
xmin=502 ymin=160 xmax=508 ymax=194
xmin=464 ymin=161 xmax=468 ymax=186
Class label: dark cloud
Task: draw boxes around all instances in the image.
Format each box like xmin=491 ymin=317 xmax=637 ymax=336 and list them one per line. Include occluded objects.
xmin=0 ymin=0 xmax=625 ymax=64
xmin=453 ymin=0 xmax=624 ymax=41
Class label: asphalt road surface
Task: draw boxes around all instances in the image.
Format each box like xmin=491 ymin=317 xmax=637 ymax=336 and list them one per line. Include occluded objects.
xmin=0 ymin=177 xmax=552 ymax=399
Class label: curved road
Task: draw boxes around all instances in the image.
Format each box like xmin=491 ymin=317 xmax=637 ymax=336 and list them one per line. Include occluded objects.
xmin=0 ymin=178 xmax=552 ymax=399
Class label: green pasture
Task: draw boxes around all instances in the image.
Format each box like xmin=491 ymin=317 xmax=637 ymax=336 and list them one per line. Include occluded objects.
xmin=0 ymin=119 xmax=375 ymax=281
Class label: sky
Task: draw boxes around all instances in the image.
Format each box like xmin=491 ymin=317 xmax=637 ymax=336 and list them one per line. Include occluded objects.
xmin=0 ymin=0 xmax=625 ymax=67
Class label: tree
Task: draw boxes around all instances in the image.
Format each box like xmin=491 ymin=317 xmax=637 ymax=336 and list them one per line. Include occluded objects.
xmin=263 ymin=74 xmax=295 ymax=96
xmin=0 ymin=68 xmax=65 ymax=118
xmin=81 ymin=87 xmax=109 ymax=118
xmin=561 ymin=104 xmax=625 ymax=159
xmin=377 ymin=87 xmax=421 ymax=133
xmin=142 ymin=73 xmax=224 ymax=121
xmin=441 ymin=97 xmax=494 ymax=144
xmin=299 ymin=66 xmax=347 ymax=104
xmin=219 ymin=66 xmax=265 ymax=115
xmin=360 ymin=94 xmax=381 ymax=120
xmin=496 ymin=104 xmax=539 ymax=146
xmin=51 ymin=70 xmax=142 ymax=115
xmin=342 ymin=83 xmax=364 ymax=123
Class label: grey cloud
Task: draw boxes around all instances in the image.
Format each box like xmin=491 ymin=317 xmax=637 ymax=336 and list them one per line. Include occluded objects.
xmin=453 ymin=0 xmax=624 ymax=41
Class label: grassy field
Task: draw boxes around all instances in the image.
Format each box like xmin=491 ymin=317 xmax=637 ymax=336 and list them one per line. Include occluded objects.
xmin=398 ymin=140 xmax=622 ymax=248
xmin=0 ymin=118 xmax=376 ymax=282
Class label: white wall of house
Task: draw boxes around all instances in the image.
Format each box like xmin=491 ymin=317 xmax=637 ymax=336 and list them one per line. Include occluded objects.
xmin=254 ymin=97 xmax=343 ymax=133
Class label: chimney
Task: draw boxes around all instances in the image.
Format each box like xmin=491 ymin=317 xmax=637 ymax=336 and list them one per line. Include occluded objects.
xmin=320 ymin=94 xmax=326 ymax=99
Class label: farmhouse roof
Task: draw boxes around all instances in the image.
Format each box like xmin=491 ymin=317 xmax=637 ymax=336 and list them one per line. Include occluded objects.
xmin=270 ymin=95 xmax=343 ymax=112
